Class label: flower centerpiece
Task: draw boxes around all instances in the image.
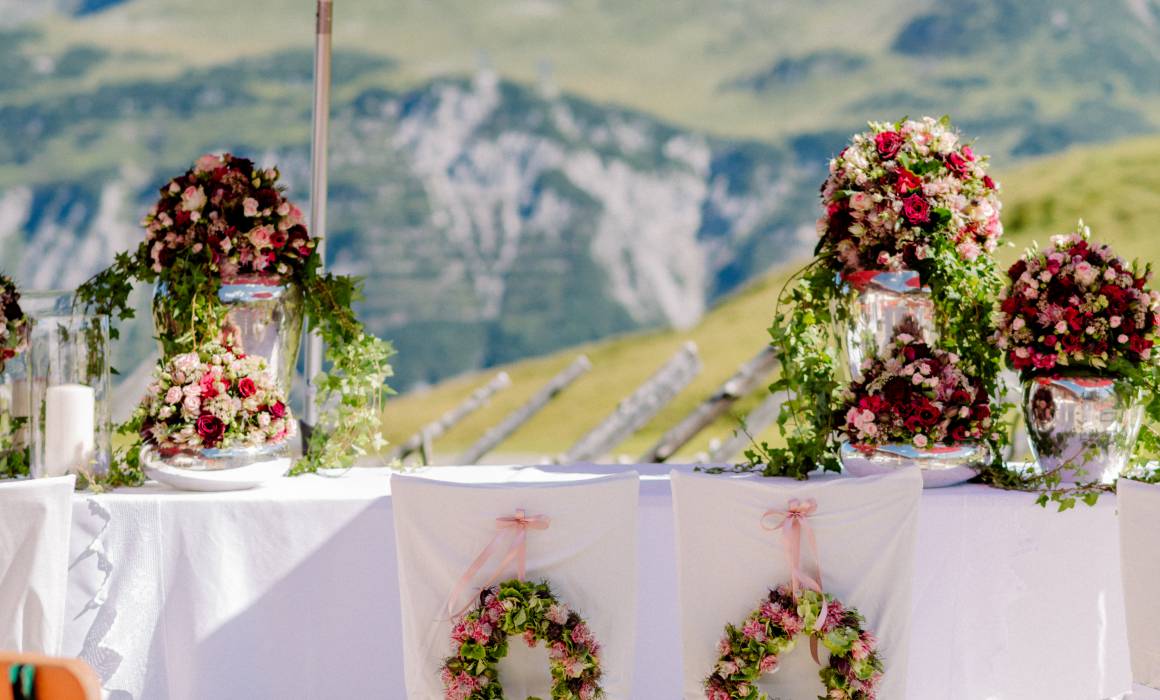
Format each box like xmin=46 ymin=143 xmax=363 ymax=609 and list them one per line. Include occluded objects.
xmin=995 ymin=222 xmax=1160 ymax=483
xmin=738 ymin=116 xmax=1006 ymax=480
xmin=0 ymin=274 xmax=27 ymax=374
xmin=0 ymin=274 xmax=29 ymax=477
xmin=77 ymin=153 xmax=394 ymax=487
xmin=818 ymin=117 xmax=1002 ymax=277
xmin=836 ymin=320 xmax=995 ymax=486
xmin=135 ymin=342 xmax=292 ymax=457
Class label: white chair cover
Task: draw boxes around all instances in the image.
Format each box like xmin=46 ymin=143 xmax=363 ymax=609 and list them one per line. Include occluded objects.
xmin=1117 ymin=478 xmax=1160 ymax=688
xmin=671 ymin=468 xmax=922 ymax=700
xmin=0 ymin=475 xmax=76 ymax=653
xmin=392 ymin=470 xmax=639 ymax=699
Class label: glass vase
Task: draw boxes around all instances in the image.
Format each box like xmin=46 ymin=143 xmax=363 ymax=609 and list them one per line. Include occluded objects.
xmin=28 ymin=312 xmax=111 ymax=478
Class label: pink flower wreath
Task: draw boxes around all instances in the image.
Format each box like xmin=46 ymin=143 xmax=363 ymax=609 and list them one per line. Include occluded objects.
xmin=705 ymin=586 xmax=883 ymax=700
xmin=441 ymin=578 xmax=604 ymax=700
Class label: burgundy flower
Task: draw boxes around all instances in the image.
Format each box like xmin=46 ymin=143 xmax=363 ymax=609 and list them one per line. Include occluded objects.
xmin=983 ymin=175 xmax=996 ymax=189
xmin=948 ymin=424 xmax=970 ymax=443
xmin=196 ymin=414 xmax=226 ymax=447
xmin=1131 ymin=335 xmax=1153 ymax=355
xmin=237 ymin=377 xmax=257 ymax=398
xmin=883 ymin=378 xmax=910 ymax=404
xmin=875 ymin=131 xmax=903 ymax=159
xmin=945 ymin=152 xmax=970 ymax=177
xmin=270 ymin=401 xmax=287 ymax=419
xmin=950 ymin=389 xmax=972 ymax=405
xmin=902 ymin=195 xmax=931 ymax=225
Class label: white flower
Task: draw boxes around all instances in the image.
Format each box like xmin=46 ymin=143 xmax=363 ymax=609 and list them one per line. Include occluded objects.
xmin=914 ymin=434 xmax=929 ymax=448
xmin=182 ymin=394 xmax=201 ymax=415
xmin=243 ymin=198 xmax=260 ymax=217
xmin=181 ymin=186 xmax=207 ymax=213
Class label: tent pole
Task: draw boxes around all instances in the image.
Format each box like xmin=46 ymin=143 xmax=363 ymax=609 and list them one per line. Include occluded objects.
xmin=304 ymin=0 xmax=332 ymax=430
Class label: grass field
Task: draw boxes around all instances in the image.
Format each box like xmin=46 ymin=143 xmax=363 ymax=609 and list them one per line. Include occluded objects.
xmin=378 ymin=134 xmax=1160 ymax=463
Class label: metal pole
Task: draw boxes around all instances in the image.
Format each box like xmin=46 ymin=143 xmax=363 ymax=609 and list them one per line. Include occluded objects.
xmin=304 ymin=0 xmax=332 ymax=427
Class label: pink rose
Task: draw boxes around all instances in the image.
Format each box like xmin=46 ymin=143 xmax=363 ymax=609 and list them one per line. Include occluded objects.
xmin=165 ymin=386 xmax=183 ymax=404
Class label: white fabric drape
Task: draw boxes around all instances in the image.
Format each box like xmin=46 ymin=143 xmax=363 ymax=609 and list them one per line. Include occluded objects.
xmin=671 ymin=468 xmax=922 ymax=700
xmin=0 ymin=475 xmax=76 ymax=653
xmin=391 ymin=470 xmax=639 ymax=700
xmin=1117 ymin=478 xmax=1160 ymax=689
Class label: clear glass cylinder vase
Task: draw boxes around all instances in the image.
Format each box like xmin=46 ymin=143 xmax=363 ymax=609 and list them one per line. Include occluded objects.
xmin=28 ymin=312 xmax=111 ymax=478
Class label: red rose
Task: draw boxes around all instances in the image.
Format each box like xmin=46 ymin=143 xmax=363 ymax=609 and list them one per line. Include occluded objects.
xmin=875 ymin=131 xmax=904 ymax=159
xmin=894 ymin=168 xmax=922 ymax=194
xmin=196 ymin=414 xmax=226 ymax=448
xmin=950 ymin=389 xmax=972 ymax=405
xmin=915 ymin=400 xmax=941 ymax=427
xmin=1007 ymin=258 xmax=1027 ymax=281
xmin=945 ymin=152 xmax=970 ymax=177
xmin=1131 ymin=335 xmax=1154 ymax=355
xmin=270 ymin=230 xmax=288 ymax=248
xmin=904 ymin=415 xmax=926 ymax=434
xmin=237 ymin=377 xmax=257 ymax=398
xmin=983 ymin=175 xmax=996 ymax=189
xmin=902 ymin=195 xmax=931 ymax=224
xmin=270 ymin=401 xmax=287 ymax=419
xmin=948 ymin=424 xmax=970 ymax=443
xmin=973 ymin=404 xmax=992 ymax=421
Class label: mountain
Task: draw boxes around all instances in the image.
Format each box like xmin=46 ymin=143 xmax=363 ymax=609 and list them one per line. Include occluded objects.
xmin=1 ymin=0 xmax=1160 ymax=389
xmin=377 ymin=134 xmax=1160 ymax=462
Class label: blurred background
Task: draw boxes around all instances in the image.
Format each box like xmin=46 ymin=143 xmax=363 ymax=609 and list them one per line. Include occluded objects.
xmin=2 ymin=0 xmax=1159 ymax=461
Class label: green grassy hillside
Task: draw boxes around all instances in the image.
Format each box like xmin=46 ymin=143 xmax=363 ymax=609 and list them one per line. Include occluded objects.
xmin=379 ymin=134 xmax=1160 ymax=462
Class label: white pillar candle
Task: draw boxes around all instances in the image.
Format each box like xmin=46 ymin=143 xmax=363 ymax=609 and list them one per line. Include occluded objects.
xmin=43 ymin=383 xmax=95 ymax=476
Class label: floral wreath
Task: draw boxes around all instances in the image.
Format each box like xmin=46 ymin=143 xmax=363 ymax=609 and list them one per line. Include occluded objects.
xmin=705 ymin=586 xmax=882 ymax=700
xmin=705 ymin=499 xmax=883 ymax=700
xmin=441 ymin=578 xmax=603 ymax=700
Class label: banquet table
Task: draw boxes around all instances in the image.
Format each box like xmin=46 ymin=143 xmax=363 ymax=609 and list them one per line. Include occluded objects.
xmin=59 ymin=464 xmax=1134 ymax=700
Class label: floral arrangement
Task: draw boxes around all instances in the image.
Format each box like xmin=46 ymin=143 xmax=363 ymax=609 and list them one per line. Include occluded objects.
xmin=837 ymin=320 xmax=994 ymax=449
xmin=705 ymin=587 xmax=882 ymax=700
xmin=731 ymin=116 xmax=1005 ymax=479
xmin=0 ymin=274 xmax=26 ymax=374
xmin=995 ymin=222 xmax=1160 ymax=377
xmin=142 ymin=153 xmax=316 ymax=279
xmin=818 ymin=116 xmax=1002 ymax=277
xmin=77 ymin=153 xmax=394 ymax=487
xmin=134 ymin=342 xmax=291 ymax=454
xmin=441 ymin=579 xmax=603 ymax=700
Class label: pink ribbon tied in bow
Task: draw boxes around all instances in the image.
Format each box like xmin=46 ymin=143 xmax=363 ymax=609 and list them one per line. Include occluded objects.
xmin=762 ymin=497 xmax=827 ymax=664
xmin=445 ymin=509 xmax=551 ymax=618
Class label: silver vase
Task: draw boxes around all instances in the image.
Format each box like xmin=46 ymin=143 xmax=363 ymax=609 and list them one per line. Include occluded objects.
xmin=140 ymin=438 xmax=293 ymax=491
xmin=840 ymin=441 xmax=991 ymax=488
xmin=1023 ymin=375 xmax=1145 ymax=483
xmin=840 ymin=270 xmax=937 ymax=381
xmin=153 ymin=274 xmax=304 ymax=397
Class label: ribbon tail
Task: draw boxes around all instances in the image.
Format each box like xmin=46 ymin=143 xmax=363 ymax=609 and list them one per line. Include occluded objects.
xmin=446 ymin=532 xmax=505 ymax=619
xmin=810 ymin=636 xmax=822 ymax=665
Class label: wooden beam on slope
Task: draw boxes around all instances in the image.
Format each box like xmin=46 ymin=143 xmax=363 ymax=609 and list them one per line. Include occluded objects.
xmin=639 ymin=345 xmax=778 ymax=463
xmin=707 ymin=390 xmax=786 ymax=463
xmin=390 ymin=372 xmax=512 ymax=464
xmin=560 ymin=342 xmax=702 ymax=463
xmin=457 ymin=355 xmax=593 ymax=464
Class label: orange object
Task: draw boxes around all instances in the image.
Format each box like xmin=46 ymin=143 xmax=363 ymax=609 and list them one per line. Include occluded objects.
xmin=0 ymin=653 xmax=100 ymax=700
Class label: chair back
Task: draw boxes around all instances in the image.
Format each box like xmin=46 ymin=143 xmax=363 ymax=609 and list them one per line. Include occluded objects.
xmin=0 ymin=652 xmax=100 ymax=700
xmin=391 ymin=469 xmax=640 ymax=699
xmin=671 ymin=468 xmax=923 ymax=700
xmin=1117 ymin=478 xmax=1160 ymax=688
xmin=0 ymin=476 xmax=76 ymax=654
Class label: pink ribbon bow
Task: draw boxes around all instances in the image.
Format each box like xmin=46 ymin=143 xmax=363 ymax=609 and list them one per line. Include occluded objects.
xmin=445 ymin=509 xmax=551 ymax=618
xmin=762 ymin=498 xmax=827 ymax=663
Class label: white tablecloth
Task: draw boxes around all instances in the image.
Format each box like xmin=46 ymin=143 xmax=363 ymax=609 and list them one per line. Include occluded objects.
xmin=59 ymin=465 xmax=1133 ymax=699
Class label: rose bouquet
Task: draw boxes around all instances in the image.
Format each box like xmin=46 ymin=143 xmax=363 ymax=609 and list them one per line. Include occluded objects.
xmin=136 ymin=342 xmax=292 ymax=454
xmin=995 ymin=222 xmax=1160 ymax=376
xmin=0 ymin=274 xmax=26 ymax=373
xmin=143 ymin=153 xmax=316 ymax=280
xmin=818 ymin=116 xmax=1002 ymax=278
xmin=836 ymin=320 xmax=994 ymax=449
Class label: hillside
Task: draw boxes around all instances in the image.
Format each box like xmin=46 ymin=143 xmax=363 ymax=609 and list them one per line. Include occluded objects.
xmin=378 ymin=134 xmax=1160 ymax=463
xmin=3 ymin=0 xmax=1160 ymax=388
